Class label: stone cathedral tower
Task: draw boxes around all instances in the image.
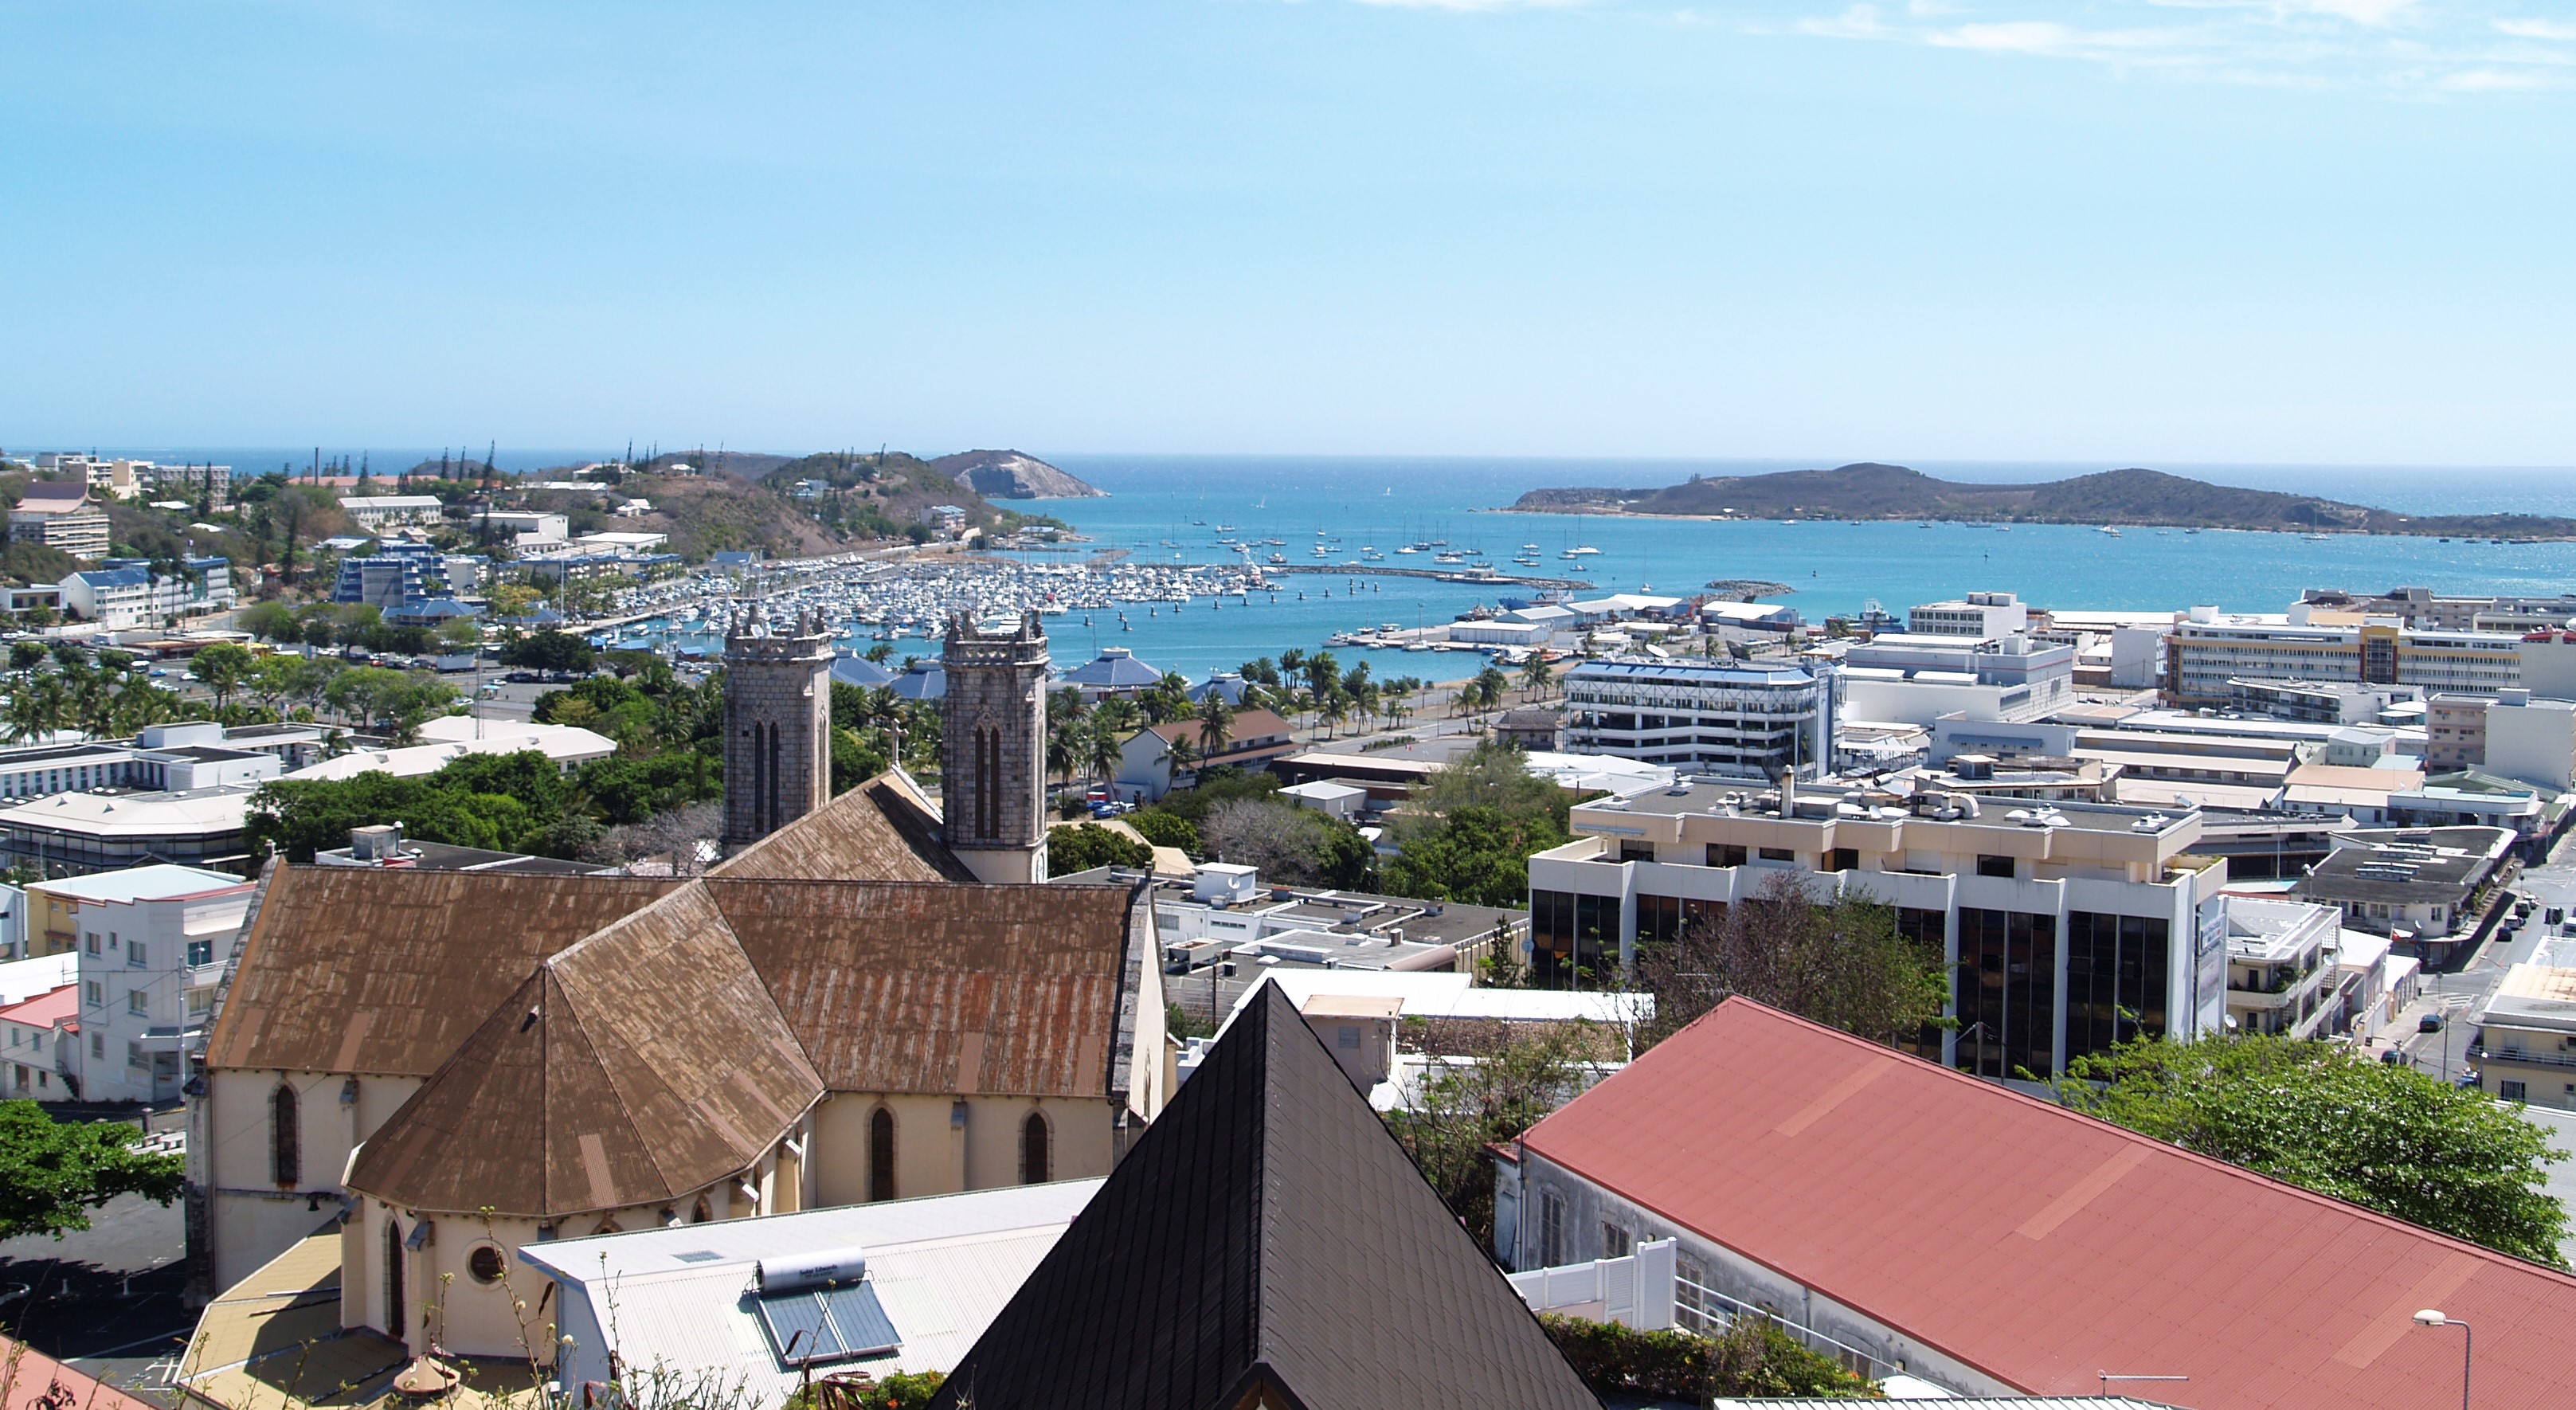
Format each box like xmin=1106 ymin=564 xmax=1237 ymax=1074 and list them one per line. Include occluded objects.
xmin=722 ymin=601 xmax=833 ymax=849
xmin=941 ymin=611 xmax=1050 ymax=884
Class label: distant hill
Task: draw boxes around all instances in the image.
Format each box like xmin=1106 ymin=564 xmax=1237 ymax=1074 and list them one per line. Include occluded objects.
xmin=1509 ymin=464 xmax=2576 ymax=539
xmin=929 ymin=449 xmax=1106 ymax=499
xmin=485 ymin=448 xmax=1059 ymax=562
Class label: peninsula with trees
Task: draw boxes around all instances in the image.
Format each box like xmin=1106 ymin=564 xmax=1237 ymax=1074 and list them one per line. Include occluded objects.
xmin=1508 ymin=462 xmax=2576 ymax=539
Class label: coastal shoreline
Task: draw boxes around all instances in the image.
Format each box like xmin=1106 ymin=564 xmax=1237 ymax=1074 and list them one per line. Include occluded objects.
xmin=1475 ymin=504 xmax=2574 ymax=542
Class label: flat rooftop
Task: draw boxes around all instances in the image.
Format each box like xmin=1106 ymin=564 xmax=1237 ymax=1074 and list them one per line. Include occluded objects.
xmin=1581 ymin=778 xmax=2194 ymax=837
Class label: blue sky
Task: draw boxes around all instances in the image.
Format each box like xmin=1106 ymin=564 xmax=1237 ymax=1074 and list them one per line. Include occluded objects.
xmin=2 ymin=1 xmax=2570 ymax=464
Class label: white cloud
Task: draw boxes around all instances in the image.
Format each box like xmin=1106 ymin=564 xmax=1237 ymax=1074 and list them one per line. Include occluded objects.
xmin=1928 ymin=20 xmax=2181 ymax=57
xmin=2440 ymin=65 xmax=2556 ymax=88
xmin=2274 ymin=0 xmax=2418 ymax=25
xmin=1345 ymin=0 xmax=1591 ymax=9
xmin=1741 ymin=0 xmax=2576 ymax=93
xmin=2495 ymin=18 xmax=2576 ymax=40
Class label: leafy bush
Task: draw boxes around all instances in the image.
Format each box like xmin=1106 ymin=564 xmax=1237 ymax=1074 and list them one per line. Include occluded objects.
xmin=1539 ymin=1314 xmax=1877 ymax=1400
xmin=1048 ymin=823 xmax=1153 ymax=876
xmin=0 ymin=1102 xmax=186 ymax=1240
xmin=779 ymin=1369 xmax=943 ymax=1410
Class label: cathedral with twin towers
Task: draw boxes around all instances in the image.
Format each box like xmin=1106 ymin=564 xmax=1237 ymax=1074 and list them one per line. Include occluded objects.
xmin=721 ymin=600 xmax=1052 ymax=883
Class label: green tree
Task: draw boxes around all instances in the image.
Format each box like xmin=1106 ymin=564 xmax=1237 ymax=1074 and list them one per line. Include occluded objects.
xmin=1383 ymin=803 xmax=1566 ymax=909
xmin=499 ymin=629 xmax=595 ymax=675
xmin=1047 ymin=822 xmax=1153 ymax=876
xmin=1385 ymin=1021 xmax=1599 ymax=1247
xmin=237 ymin=599 xmax=300 ymax=643
xmin=2060 ymin=1033 xmax=2568 ymax=1264
xmin=1196 ymin=691 xmax=1235 ymax=758
xmin=1636 ymin=871 xmax=1948 ymax=1048
xmin=1518 ymin=653 xmax=1552 ymax=699
xmin=0 ymin=1102 xmax=186 ymax=1240
xmin=191 ymin=641 xmax=256 ymax=711
xmin=1129 ymin=807 xmax=1200 ymax=856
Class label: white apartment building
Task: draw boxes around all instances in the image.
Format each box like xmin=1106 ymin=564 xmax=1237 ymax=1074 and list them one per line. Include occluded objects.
xmin=2481 ymin=688 xmax=2576 ymax=791
xmin=1560 ymin=659 xmax=1832 ymax=781
xmin=1907 ymin=590 xmax=2028 ymax=639
xmin=2219 ymin=896 xmax=2344 ymax=1040
xmin=336 ymin=495 xmax=446 ymax=531
xmin=2469 ymin=936 xmax=2576 ymax=1110
xmin=479 ymin=509 xmax=570 ymax=541
xmin=1525 ymin=777 xmax=2228 ymax=1078
xmin=1835 ymin=633 xmax=2075 ymax=726
xmin=2163 ymin=603 xmax=2523 ymax=707
xmin=57 ymin=558 xmax=237 ymax=629
xmin=45 ymin=865 xmax=253 ymax=1103
xmin=10 ymin=484 xmax=111 ymax=561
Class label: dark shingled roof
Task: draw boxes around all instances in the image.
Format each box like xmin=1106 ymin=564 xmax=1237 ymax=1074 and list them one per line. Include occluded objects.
xmin=205 ymin=867 xmax=683 ymax=1077
xmin=928 ymin=982 xmax=1599 ymax=1410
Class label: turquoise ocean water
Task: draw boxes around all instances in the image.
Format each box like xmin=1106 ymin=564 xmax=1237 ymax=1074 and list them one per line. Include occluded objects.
xmin=1018 ymin=456 xmax=2576 ymax=682
xmin=84 ymin=447 xmax=2576 ymax=684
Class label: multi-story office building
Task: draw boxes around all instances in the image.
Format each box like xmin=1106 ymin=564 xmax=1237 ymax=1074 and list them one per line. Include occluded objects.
xmin=1907 ymin=590 xmax=2028 ymax=639
xmin=45 ymin=864 xmax=253 ymax=1103
xmin=2163 ymin=604 xmax=2523 ymax=707
xmin=1836 ymin=633 xmax=2075 ymax=725
xmin=147 ymin=461 xmax=230 ymax=507
xmin=1560 ymin=659 xmax=1832 ymax=781
xmin=9 ymin=484 xmax=111 ymax=561
xmin=2300 ymin=586 xmax=2576 ymax=633
xmin=1525 ymin=777 xmax=2227 ymax=1077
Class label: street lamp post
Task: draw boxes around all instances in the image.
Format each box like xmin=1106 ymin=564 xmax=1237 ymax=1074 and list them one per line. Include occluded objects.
xmin=2414 ymin=1310 xmax=2472 ymax=1410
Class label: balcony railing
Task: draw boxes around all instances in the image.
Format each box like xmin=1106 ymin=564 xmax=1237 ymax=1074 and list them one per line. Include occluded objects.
xmin=2468 ymin=1042 xmax=2576 ymax=1071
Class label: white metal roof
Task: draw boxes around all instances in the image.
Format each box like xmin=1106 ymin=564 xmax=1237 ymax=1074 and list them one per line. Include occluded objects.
xmin=520 ymin=1180 xmax=1102 ymax=1389
xmin=29 ymin=863 xmax=246 ymax=904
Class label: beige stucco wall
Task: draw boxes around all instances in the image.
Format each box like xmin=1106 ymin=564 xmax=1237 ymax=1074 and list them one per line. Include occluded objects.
xmin=200 ymin=1067 xmax=421 ymax=1293
xmin=346 ymin=1146 xmax=785 ymax=1361
xmin=810 ymin=1091 xmax=1116 ymax=1208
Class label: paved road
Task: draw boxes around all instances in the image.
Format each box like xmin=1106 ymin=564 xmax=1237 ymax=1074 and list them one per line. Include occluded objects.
xmin=2388 ymin=831 xmax=2576 ymax=1080
xmin=0 ymin=1193 xmax=189 ymax=1408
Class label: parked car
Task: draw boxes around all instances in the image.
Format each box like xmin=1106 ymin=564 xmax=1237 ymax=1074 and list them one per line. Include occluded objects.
xmin=2381 ymin=1048 xmax=2408 ymax=1065
xmin=2419 ymin=1013 xmax=2445 ymax=1034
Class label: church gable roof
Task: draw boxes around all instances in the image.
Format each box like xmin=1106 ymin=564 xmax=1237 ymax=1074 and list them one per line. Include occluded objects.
xmin=709 ymin=879 xmax=1137 ymax=1098
xmin=927 ymin=983 xmax=1597 ymax=1410
xmin=346 ymin=884 xmax=824 ymax=1218
xmin=711 ymin=771 xmax=972 ymax=883
xmin=204 ymin=866 xmax=683 ymax=1077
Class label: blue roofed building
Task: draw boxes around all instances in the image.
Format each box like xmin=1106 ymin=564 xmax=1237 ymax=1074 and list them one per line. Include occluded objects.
xmin=1059 ymin=646 xmax=1165 ymax=699
xmin=1188 ymin=672 xmax=1251 ymax=706
xmin=59 ymin=557 xmax=236 ymax=630
xmin=890 ymin=660 xmax=945 ymax=700
xmin=829 ymin=653 xmax=898 ymax=690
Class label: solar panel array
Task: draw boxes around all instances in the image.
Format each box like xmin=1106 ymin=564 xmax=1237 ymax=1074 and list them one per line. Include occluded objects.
xmin=754 ymin=1281 xmax=902 ymax=1367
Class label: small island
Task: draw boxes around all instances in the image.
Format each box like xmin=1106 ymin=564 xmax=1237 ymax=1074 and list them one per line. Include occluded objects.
xmin=1508 ymin=463 xmax=2576 ymax=539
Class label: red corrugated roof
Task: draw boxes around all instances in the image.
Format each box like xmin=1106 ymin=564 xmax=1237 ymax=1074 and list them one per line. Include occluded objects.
xmin=1520 ymin=999 xmax=2575 ymax=1410
xmin=0 ymin=984 xmax=77 ymax=1028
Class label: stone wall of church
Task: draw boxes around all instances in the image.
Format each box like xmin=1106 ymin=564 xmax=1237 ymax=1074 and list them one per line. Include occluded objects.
xmin=723 ymin=615 xmax=832 ymax=847
xmin=941 ymin=614 xmax=1050 ymax=882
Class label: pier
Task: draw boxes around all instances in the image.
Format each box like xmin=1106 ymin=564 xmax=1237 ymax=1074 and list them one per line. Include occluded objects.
xmin=1274 ymin=563 xmax=1589 ymax=590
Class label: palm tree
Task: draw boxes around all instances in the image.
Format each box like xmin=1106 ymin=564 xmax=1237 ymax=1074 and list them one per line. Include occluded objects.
xmin=1164 ymin=727 xmax=1200 ymax=789
xmin=1196 ymin=692 xmax=1235 ymax=761
xmin=1519 ymin=654 xmax=1551 ymax=700
xmin=3 ymin=675 xmax=65 ymax=742
xmin=1085 ymin=717 xmax=1125 ymax=789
